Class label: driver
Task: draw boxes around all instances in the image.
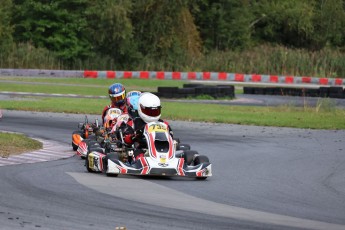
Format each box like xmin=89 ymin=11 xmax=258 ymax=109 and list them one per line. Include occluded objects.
xmin=102 ymin=83 xmax=128 ymax=124
xmin=121 ymin=92 xmax=173 ymax=161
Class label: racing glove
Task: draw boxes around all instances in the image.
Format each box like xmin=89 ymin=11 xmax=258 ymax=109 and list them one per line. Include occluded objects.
xmin=124 ymin=134 xmax=134 ymax=145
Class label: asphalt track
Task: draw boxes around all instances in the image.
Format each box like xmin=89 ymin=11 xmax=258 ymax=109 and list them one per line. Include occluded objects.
xmin=0 ymin=110 xmax=345 ymax=230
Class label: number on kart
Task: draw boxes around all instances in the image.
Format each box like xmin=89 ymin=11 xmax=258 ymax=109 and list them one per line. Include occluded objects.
xmin=148 ymin=124 xmax=167 ymax=133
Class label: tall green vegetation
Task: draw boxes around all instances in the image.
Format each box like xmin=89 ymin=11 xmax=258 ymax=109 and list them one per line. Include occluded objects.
xmin=0 ymin=0 xmax=344 ymax=77
xmin=0 ymin=0 xmax=13 ymax=56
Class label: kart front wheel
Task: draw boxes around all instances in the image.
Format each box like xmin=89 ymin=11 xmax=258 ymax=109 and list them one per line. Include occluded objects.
xmin=194 ymin=155 xmax=210 ymax=180
xmin=194 ymin=155 xmax=209 ymax=165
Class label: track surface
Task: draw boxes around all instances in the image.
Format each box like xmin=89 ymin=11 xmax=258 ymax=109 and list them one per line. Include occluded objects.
xmin=0 ymin=110 xmax=345 ymax=230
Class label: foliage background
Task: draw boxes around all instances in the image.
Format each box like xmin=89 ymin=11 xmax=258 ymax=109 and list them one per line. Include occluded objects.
xmin=0 ymin=0 xmax=344 ymax=77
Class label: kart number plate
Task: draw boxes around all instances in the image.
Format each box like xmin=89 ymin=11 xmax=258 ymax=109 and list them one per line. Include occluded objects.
xmin=148 ymin=124 xmax=167 ymax=133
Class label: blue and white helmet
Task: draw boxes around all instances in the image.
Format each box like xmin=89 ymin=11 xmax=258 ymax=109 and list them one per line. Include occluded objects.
xmin=126 ymin=91 xmax=141 ymax=119
xmin=108 ymin=83 xmax=126 ymax=106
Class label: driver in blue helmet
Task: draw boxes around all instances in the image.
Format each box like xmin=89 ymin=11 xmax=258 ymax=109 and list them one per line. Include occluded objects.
xmin=126 ymin=90 xmax=141 ymax=119
xmin=102 ymin=83 xmax=128 ymax=124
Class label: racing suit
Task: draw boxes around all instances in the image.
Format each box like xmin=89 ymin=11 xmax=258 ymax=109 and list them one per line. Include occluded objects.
xmin=101 ymin=103 xmax=128 ymax=125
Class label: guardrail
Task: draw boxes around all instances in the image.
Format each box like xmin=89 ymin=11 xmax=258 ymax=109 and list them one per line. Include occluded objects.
xmin=0 ymin=68 xmax=344 ymax=87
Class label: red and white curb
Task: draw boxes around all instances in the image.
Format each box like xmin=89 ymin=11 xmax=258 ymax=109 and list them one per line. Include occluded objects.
xmin=0 ymin=138 xmax=74 ymax=167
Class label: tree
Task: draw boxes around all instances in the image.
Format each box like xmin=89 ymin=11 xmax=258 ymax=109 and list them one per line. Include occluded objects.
xmin=192 ymin=0 xmax=254 ymax=51
xmin=131 ymin=0 xmax=202 ymax=66
xmin=12 ymin=0 xmax=92 ymax=61
xmin=0 ymin=0 xmax=13 ymax=53
xmin=86 ymin=0 xmax=139 ymax=68
xmin=251 ymin=0 xmax=315 ymax=48
xmin=312 ymin=0 xmax=345 ymax=49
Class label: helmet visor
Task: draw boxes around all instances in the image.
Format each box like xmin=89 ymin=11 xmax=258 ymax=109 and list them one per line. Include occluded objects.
xmin=109 ymin=93 xmax=125 ymax=103
xmin=140 ymin=104 xmax=161 ymax=117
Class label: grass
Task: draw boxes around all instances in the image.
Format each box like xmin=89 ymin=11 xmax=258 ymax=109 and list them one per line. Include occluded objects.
xmin=0 ymin=132 xmax=42 ymax=158
xmin=0 ymin=77 xmax=186 ymax=93
xmin=1 ymin=96 xmax=344 ymax=129
xmin=0 ymin=77 xmax=344 ymax=130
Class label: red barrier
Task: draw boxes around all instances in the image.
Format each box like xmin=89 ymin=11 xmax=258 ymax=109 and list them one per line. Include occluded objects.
xmin=218 ymin=72 xmax=227 ymax=80
xmin=84 ymin=71 xmax=98 ymax=78
xmin=270 ymin=75 xmax=278 ymax=83
xmin=140 ymin=71 xmax=149 ymax=79
xmin=235 ymin=73 xmax=244 ymax=82
xmin=251 ymin=74 xmax=261 ymax=82
xmin=302 ymin=77 xmax=311 ymax=83
xmin=156 ymin=72 xmax=165 ymax=79
xmin=188 ymin=72 xmax=196 ymax=80
xmin=82 ymin=70 xmax=344 ymax=86
xmin=285 ymin=76 xmax=294 ymax=84
xmin=203 ymin=72 xmax=211 ymax=80
xmin=123 ymin=71 xmax=132 ymax=79
xmin=106 ymin=71 xmax=115 ymax=79
xmin=335 ymin=78 xmax=343 ymax=85
xmin=172 ymin=72 xmax=181 ymax=80
xmin=319 ymin=78 xmax=328 ymax=85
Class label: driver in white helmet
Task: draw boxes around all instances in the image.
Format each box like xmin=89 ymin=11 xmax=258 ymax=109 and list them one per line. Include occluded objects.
xmin=121 ymin=92 xmax=173 ymax=161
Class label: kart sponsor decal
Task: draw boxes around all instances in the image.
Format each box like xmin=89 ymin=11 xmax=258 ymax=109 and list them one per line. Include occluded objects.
xmin=88 ymin=154 xmax=94 ymax=169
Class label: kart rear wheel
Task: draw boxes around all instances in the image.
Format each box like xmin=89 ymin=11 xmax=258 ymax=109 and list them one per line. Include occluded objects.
xmin=88 ymin=141 xmax=102 ymax=154
xmin=88 ymin=147 xmax=104 ymax=154
xmin=72 ymin=142 xmax=78 ymax=151
xmin=183 ymin=150 xmax=198 ymax=165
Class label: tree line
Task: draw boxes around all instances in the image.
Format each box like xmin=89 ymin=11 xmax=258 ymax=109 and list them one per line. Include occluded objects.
xmin=0 ymin=0 xmax=344 ymax=77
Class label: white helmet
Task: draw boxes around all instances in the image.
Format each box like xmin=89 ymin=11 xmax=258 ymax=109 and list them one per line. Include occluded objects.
xmin=138 ymin=92 xmax=161 ymax=123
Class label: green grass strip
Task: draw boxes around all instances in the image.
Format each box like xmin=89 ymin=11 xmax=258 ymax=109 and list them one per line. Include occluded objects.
xmin=0 ymin=132 xmax=42 ymax=157
xmin=1 ymin=97 xmax=344 ymax=129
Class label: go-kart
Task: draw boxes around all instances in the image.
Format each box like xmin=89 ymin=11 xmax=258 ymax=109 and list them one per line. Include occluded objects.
xmin=85 ymin=121 xmax=212 ymax=180
xmin=75 ymin=108 xmax=128 ymax=158
xmin=72 ymin=115 xmax=100 ymax=151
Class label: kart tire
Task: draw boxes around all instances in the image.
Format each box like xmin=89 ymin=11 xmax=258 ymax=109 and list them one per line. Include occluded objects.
xmin=72 ymin=142 xmax=78 ymax=151
xmin=106 ymin=152 xmax=119 ymax=177
xmin=183 ymin=150 xmax=198 ymax=165
xmin=194 ymin=155 xmax=210 ymax=164
xmin=177 ymin=143 xmax=191 ymax=151
xmin=194 ymin=155 xmax=210 ymax=180
xmin=88 ymin=147 xmax=104 ymax=154
xmin=88 ymin=141 xmax=102 ymax=153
